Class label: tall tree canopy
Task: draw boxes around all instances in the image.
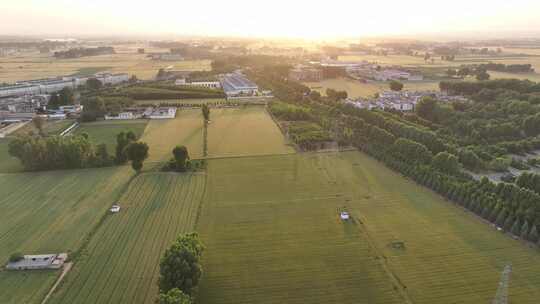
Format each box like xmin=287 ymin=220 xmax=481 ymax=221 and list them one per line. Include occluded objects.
xmin=126 ymin=141 xmax=149 ymax=172
xmin=159 ymin=233 xmax=204 ymax=296
xmin=157 ymin=288 xmax=192 ymax=304
xmin=389 ymin=80 xmax=404 ymax=91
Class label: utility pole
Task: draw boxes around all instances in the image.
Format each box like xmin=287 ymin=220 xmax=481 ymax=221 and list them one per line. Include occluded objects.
xmin=492 ymin=264 xmax=511 ymax=304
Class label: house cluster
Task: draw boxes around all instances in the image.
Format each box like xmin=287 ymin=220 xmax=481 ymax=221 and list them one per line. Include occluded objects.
xmin=309 ymin=59 xmax=423 ymax=82
xmin=105 ymin=107 xmax=177 ymax=120
xmin=5 ymin=253 xmax=68 ymax=270
xmin=346 ymin=91 xmax=468 ymax=112
xmin=347 ymin=65 xmax=423 ymax=81
xmin=0 ymin=73 xmax=129 ymax=98
xmin=220 ymin=72 xmax=260 ymax=97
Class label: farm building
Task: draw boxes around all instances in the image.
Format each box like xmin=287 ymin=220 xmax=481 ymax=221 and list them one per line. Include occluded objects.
xmin=175 ymin=78 xmax=221 ymax=89
xmin=220 ymin=72 xmax=259 ymax=97
xmin=6 ymin=253 xmax=67 ymax=270
xmin=289 ymin=65 xmax=323 ymax=82
xmin=149 ymin=107 xmax=177 ymax=119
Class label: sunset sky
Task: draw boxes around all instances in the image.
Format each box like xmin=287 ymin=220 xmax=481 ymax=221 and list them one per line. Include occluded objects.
xmin=2 ymin=0 xmax=540 ymax=38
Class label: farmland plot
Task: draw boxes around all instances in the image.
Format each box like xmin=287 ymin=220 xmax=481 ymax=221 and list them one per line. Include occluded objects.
xmin=0 ymin=166 xmax=133 ymax=304
xmin=197 ymin=152 xmax=540 ymax=304
xmin=338 ymin=152 xmax=540 ymax=304
xmin=74 ymin=120 xmax=148 ymax=152
xmin=0 ymin=52 xmax=210 ymax=83
xmin=197 ymin=153 xmax=404 ymax=304
xmin=207 ymin=106 xmax=294 ymax=157
xmin=141 ymin=109 xmax=204 ymax=163
xmin=304 ymin=78 xmax=440 ymax=98
xmin=49 ymin=172 xmax=206 ymax=304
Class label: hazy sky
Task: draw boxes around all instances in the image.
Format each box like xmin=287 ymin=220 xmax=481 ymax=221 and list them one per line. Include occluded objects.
xmin=2 ymin=0 xmax=540 ymax=39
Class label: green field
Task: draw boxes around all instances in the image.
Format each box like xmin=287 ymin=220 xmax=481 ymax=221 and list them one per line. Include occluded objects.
xmin=74 ymin=120 xmax=148 ymax=152
xmin=338 ymin=53 xmax=540 ymax=83
xmin=49 ymin=172 xmax=206 ymax=304
xmin=197 ymin=152 xmax=540 ymax=304
xmin=13 ymin=119 xmax=75 ymax=137
xmin=141 ymin=109 xmax=204 ymax=163
xmin=304 ymin=78 xmax=440 ymax=98
xmin=0 ymin=51 xmax=211 ymax=83
xmin=207 ymin=106 xmax=294 ymax=157
xmin=0 ymin=167 xmax=134 ymax=304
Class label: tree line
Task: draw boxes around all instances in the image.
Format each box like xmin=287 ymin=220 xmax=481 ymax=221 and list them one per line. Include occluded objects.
xmin=8 ymin=130 xmax=149 ymax=172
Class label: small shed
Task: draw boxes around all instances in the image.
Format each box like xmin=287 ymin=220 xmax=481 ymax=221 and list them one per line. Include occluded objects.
xmin=340 ymin=211 xmax=350 ymax=220
xmin=6 ymin=253 xmax=67 ymax=270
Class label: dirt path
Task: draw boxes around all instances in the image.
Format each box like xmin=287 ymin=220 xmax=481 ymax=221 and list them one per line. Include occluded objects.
xmin=41 ymin=262 xmax=73 ymax=304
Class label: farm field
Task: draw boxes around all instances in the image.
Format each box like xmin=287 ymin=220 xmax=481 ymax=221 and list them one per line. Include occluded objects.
xmin=13 ymin=119 xmax=75 ymax=137
xmin=304 ymin=78 xmax=440 ymax=98
xmin=0 ymin=166 xmax=134 ymax=304
xmin=0 ymin=52 xmax=211 ymax=83
xmin=339 ymin=54 xmax=540 ymax=82
xmin=49 ymin=172 xmax=206 ymax=304
xmin=197 ymin=152 xmax=540 ymax=304
xmin=207 ymin=106 xmax=294 ymax=157
xmin=140 ymin=109 xmax=204 ymax=163
xmin=74 ymin=120 xmax=148 ymax=152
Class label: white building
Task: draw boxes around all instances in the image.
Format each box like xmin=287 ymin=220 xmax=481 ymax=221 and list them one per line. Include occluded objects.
xmin=59 ymin=105 xmax=83 ymax=113
xmin=151 ymin=54 xmax=184 ymax=61
xmin=105 ymin=112 xmax=141 ymax=120
xmin=175 ymin=78 xmax=221 ymax=89
xmin=149 ymin=107 xmax=177 ymax=119
xmin=220 ymin=72 xmax=259 ymax=97
xmin=95 ymin=73 xmax=129 ymax=86
xmin=5 ymin=253 xmax=68 ymax=270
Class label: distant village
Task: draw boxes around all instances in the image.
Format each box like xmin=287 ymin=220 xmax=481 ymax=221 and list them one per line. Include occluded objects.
xmin=289 ymin=59 xmax=424 ymax=82
xmin=346 ymin=91 xmax=468 ymax=112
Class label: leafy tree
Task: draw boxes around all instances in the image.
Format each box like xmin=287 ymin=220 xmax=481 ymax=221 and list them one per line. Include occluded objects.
xmin=503 ymin=216 xmax=514 ymax=231
xmin=520 ymin=221 xmax=530 ymax=240
xmin=115 ymin=132 xmax=133 ymax=164
xmin=326 ymin=88 xmax=347 ymax=101
xmin=48 ymin=93 xmax=61 ymax=109
xmin=457 ymin=67 xmax=471 ymax=78
xmin=522 ymin=114 xmax=540 ymax=137
xmin=9 ymin=252 xmax=24 ymax=263
xmin=458 ymin=149 xmax=483 ymax=171
xmin=126 ymin=142 xmax=149 ymax=172
xmin=86 ymin=78 xmax=103 ymax=90
xmin=529 ymin=225 xmax=539 ymax=243
xmin=159 ymin=233 xmax=204 ymax=295
xmin=158 ymin=288 xmax=192 ymax=304
xmin=172 ymin=146 xmax=189 ymax=171
xmin=58 ymin=87 xmax=74 ymax=105
xmin=202 ymin=104 xmax=210 ymax=121
xmin=476 ymin=71 xmax=491 ymax=81
xmin=511 ymin=219 xmax=521 ymax=236
xmin=433 ymin=152 xmax=459 ymax=174
xmin=32 ymin=116 xmax=46 ymax=136
xmin=415 ymin=96 xmax=437 ymax=121
xmin=389 ymin=80 xmax=404 ymax=91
